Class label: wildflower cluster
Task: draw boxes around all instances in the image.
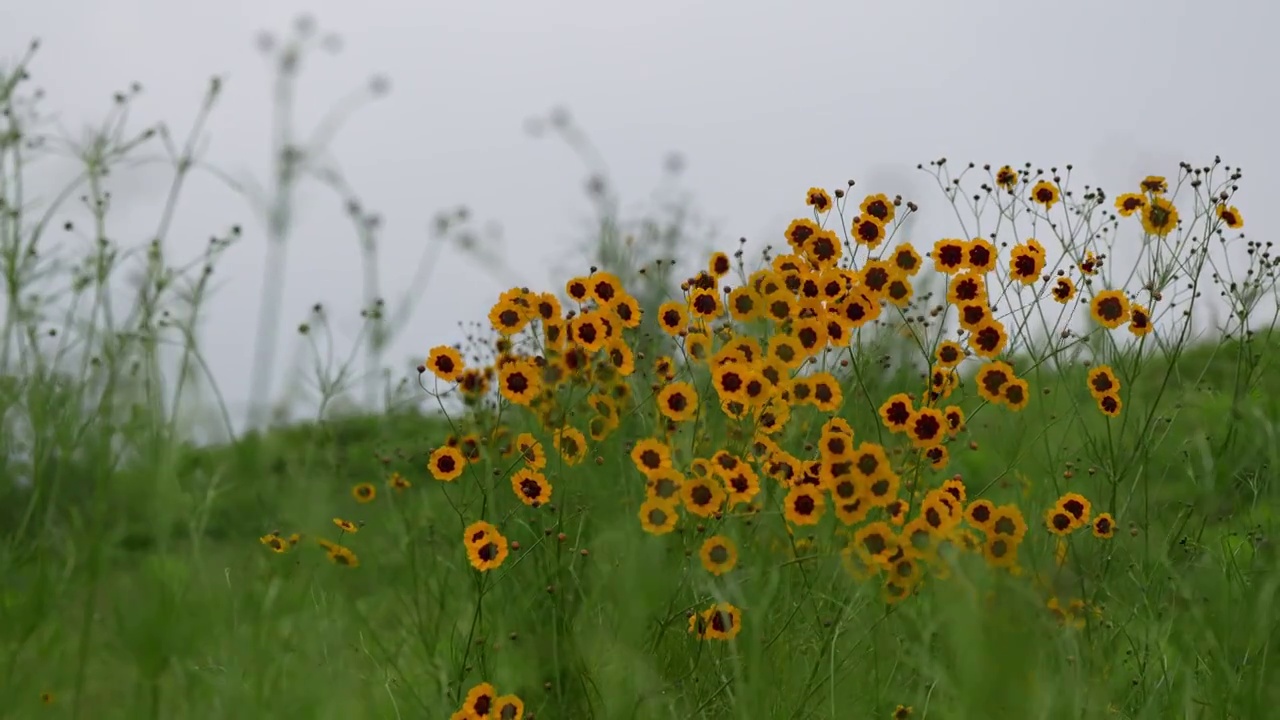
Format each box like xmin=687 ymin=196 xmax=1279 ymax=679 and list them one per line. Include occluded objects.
xmin=12 ymin=22 xmax=1272 ymax=717
xmin=271 ymin=158 xmax=1270 ymax=716
xmin=450 ymin=682 xmax=524 ymax=720
xmin=415 ymin=178 xmax=1126 ymax=614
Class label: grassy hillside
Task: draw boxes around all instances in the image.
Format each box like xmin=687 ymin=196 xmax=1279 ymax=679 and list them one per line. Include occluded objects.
xmin=4 ymin=29 xmax=1279 ymax=720
xmin=4 ymin=326 xmax=1278 ymax=719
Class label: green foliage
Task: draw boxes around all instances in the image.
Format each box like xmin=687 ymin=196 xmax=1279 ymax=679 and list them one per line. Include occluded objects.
xmin=3 ymin=18 xmax=1280 ymax=720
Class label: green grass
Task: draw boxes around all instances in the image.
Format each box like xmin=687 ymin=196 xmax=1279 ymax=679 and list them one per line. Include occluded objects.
xmin=3 ymin=331 xmax=1278 ymax=719
xmin=4 ymin=21 xmax=1280 ymax=720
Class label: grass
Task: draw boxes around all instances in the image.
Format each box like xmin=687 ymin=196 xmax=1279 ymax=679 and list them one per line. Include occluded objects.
xmin=4 ymin=19 xmax=1280 ymax=720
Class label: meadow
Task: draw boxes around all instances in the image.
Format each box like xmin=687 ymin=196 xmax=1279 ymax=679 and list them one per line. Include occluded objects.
xmin=3 ymin=26 xmax=1280 ymax=720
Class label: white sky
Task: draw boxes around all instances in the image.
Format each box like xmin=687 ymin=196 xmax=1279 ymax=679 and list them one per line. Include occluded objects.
xmin=2 ymin=1 xmax=1277 ymax=434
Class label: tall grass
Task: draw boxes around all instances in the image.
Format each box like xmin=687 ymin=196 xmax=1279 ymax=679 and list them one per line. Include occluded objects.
xmin=3 ymin=19 xmax=1280 ymax=720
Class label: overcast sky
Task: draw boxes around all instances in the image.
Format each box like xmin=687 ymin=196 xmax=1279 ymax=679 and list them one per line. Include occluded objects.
xmin=2 ymin=1 xmax=1277 ymax=434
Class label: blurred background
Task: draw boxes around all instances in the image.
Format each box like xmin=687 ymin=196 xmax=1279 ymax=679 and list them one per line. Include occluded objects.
xmin=2 ymin=0 xmax=1277 ymax=437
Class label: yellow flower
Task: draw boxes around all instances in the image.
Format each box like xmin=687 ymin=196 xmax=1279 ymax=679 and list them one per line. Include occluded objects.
xmin=1131 ymin=302 xmax=1152 ymax=335
xmin=968 ymin=319 xmax=1008 ymax=359
xmin=1092 ymin=513 xmax=1116 ymax=538
xmin=511 ymin=468 xmax=552 ymax=507
xmin=727 ymin=286 xmax=763 ymax=321
xmin=889 ymin=243 xmax=923 ymax=276
xmin=656 ymin=382 xmax=699 ymax=422
xmin=1140 ymin=195 xmax=1178 ymax=237
xmin=804 ymin=230 xmax=843 ymax=268
xmin=553 ymin=426 xmax=588 ymax=465
xmin=1114 ymin=192 xmax=1146 ymax=217
xmin=1216 ymin=203 xmax=1243 ymax=229
xmin=783 ymin=485 xmax=825 ymax=525
xmin=461 ymin=683 xmax=499 ymax=720
xmin=325 ymin=544 xmax=359 ymax=567
xmin=1056 ymin=492 xmax=1092 ymax=528
xmin=1008 ymin=241 xmax=1044 ymax=285
xmin=805 ymin=186 xmax=833 ymax=213
xmin=851 ymin=215 xmax=886 ymax=248
xmin=352 ymin=482 xmax=376 ymax=503
xmin=656 ymin=301 xmax=688 ymax=335
xmin=708 ymin=251 xmax=732 ymax=277
xmin=493 ymin=695 xmax=525 ymax=720
xmin=859 ymin=193 xmax=895 ymax=223
xmin=784 ymin=218 xmax=821 ymax=252
xmin=514 ymin=432 xmax=546 ymax=469
xmin=1140 ymin=175 xmax=1168 ymax=194
xmin=586 ymin=271 xmax=624 ymax=306
xmin=995 ymin=165 xmax=1018 ymax=190
xmin=428 ymin=446 xmax=467 ymax=482
xmin=630 ymin=438 xmax=673 ymax=477
xmin=1050 ymin=277 xmax=1076 ymax=303
xmin=930 ymin=239 xmax=966 ymax=274
xmin=388 ymin=472 xmax=411 ymax=491
xmin=699 ymin=535 xmax=739 ymax=575
xmin=464 ymin=522 xmax=509 ymax=572
xmin=1030 ymin=180 xmax=1059 ymax=208
xmin=424 ymin=345 xmax=464 ymax=383
xmin=688 ymin=288 xmax=723 ymax=321
xmin=259 ymin=533 xmax=288 ymax=553
xmin=638 ymin=497 xmax=679 ymax=535
xmin=1098 ymin=392 xmax=1122 ymax=417
xmin=1090 ymin=290 xmax=1131 ymax=329
xmin=681 ymin=476 xmax=726 ymax=518
xmin=1086 ymin=365 xmax=1120 ymax=400
xmin=498 ymin=358 xmax=542 ymax=405
xmin=700 ymin=602 xmax=743 ymax=641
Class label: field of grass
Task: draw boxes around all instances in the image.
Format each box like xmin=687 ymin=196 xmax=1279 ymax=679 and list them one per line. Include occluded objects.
xmin=4 ymin=25 xmax=1280 ymax=720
